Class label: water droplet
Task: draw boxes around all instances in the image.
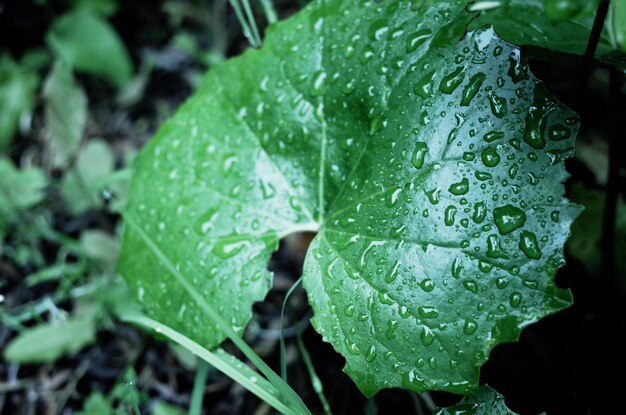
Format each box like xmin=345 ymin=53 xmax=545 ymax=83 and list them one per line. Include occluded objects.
xmin=463 ymin=319 xmax=478 ymax=335
xmin=345 ymin=339 xmax=359 ymax=355
xmin=519 ymin=230 xmax=542 ymax=259
xmin=486 ymin=234 xmax=509 ymax=259
xmin=472 ymin=201 xmax=487 ymax=223
xmin=310 ymin=70 xmax=327 ymax=96
xmin=412 ymin=142 xmax=429 ymax=168
xmin=509 ymin=292 xmax=523 ymax=308
xmin=213 ymin=235 xmax=250 ymax=259
xmin=439 ymin=66 xmax=466 ymax=94
xmin=463 ymin=279 xmax=478 ymax=293
xmin=548 ymin=124 xmax=571 ymax=141
xmin=448 ymin=178 xmax=469 ymax=195
xmin=493 ymin=204 xmax=527 ymax=235
xmin=369 ymin=19 xmax=389 ymax=41
xmin=419 ymin=278 xmax=435 ymax=292
xmin=385 ymin=260 xmax=401 ymax=283
xmin=406 ymin=29 xmax=432 ymax=53
xmin=386 ymin=320 xmax=398 ymax=339
xmin=413 ymin=70 xmax=436 ymax=98
xmin=420 ymin=326 xmax=436 ymax=346
xmin=508 ymin=49 xmax=529 ymax=83
xmin=484 ymin=130 xmax=505 ymax=143
xmin=425 ymin=188 xmax=441 ymax=204
xmin=488 ymin=92 xmax=507 ymax=118
xmin=365 ymin=344 xmax=377 ymax=362
xmin=460 ymin=72 xmax=486 ymax=106
xmin=444 ymin=205 xmax=458 ymax=226
xmin=195 ymin=208 xmax=219 ymax=234
xmin=418 ymin=306 xmax=439 ymax=319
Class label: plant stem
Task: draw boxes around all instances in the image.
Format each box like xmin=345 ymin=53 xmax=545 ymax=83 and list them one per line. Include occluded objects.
xmin=188 ymin=361 xmax=210 ymax=415
xmin=570 ymin=0 xmax=610 ymax=104
xmin=601 ymin=68 xmax=623 ymax=283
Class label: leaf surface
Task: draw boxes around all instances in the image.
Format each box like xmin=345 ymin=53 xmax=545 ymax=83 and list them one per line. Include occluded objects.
xmin=434 ymin=385 xmax=523 ymax=415
xmin=471 ymin=0 xmax=626 ymax=68
xmin=119 ymin=0 xmax=579 ymax=396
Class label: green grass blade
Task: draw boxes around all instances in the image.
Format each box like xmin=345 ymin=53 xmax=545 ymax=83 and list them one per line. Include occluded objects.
xmin=260 ymin=0 xmax=277 ymax=24
xmin=241 ymin=0 xmax=262 ymax=46
xmin=280 ymin=277 xmax=303 ymax=381
xmin=228 ymin=0 xmax=260 ymax=48
xmin=188 ymin=360 xmax=210 ymax=415
xmin=119 ymin=312 xmax=298 ymax=415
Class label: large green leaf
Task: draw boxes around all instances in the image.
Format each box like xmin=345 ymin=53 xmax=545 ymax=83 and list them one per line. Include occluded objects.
xmin=471 ymin=0 xmax=626 ymax=69
xmin=434 ymin=385 xmax=522 ymax=415
xmin=119 ymin=0 xmax=579 ymax=396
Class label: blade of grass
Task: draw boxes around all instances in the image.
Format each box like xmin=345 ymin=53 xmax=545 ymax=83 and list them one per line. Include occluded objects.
xmin=123 ymin=213 xmax=310 ymax=415
xmin=188 ymin=360 xmax=210 ymax=415
xmin=260 ymin=0 xmax=277 ymax=24
xmin=241 ymin=0 xmax=262 ymax=46
xmin=119 ymin=312 xmax=298 ymax=415
xmin=228 ymin=0 xmax=260 ymax=48
xmin=297 ymin=334 xmax=332 ymax=415
xmin=280 ymin=276 xmax=303 ymax=381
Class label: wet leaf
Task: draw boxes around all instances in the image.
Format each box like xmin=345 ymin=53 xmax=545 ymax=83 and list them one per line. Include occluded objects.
xmin=46 ymin=9 xmax=132 ymax=87
xmin=613 ymin=0 xmax=626 ymax=51
xmin=434 ymin=385 xmax=523 ymax=415
xmin=471 ymin=0 xmax=626 ymax=69
xmin=43 ymin=60 xmax=88 ymax=167
xmin=119 ymin=0 xmax=579 ymax=396
xmin=3 ymin=317 xmax=96 ymax=363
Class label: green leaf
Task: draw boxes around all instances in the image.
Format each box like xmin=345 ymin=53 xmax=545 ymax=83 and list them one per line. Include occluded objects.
xmin=567 ymin=183 xmax=626 ymax=278
xmin=69 ymin=0 xmax=120 ymax=16
xmin=0 ymin=156 xmax=48 ymax=241
xmin=81 ymin=229 xmax=120 ymax=264
xmin=79 ymin=392 xmax=113 ymax=415
xmin=434 ymin=385 xmax=520 ymax=415
xmin=3 ymin=316 xmax=96 ymax=363
xmin=43 ymin=60 xmax=88 ymax=167
xmin=119 ymin=0 xmax=579 ymax=396
xmin=0 ymin=55 xmax=40 ymax=149
xmin=151 ymin=402 xmax=185 ymax=415
xmin=471 ymin=0 xmax=626 ymax=70
xmin=613 ymin=0 xmax=626 ymax=51
xmin=46 ymin=9 xmax=132 ymax=87
xmin=61 ymin=139 xmax=115 ymax=213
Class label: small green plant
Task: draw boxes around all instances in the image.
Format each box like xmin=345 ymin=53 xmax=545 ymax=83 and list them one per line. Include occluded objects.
xmin=117 ymin=0 xmax=625 ymax=413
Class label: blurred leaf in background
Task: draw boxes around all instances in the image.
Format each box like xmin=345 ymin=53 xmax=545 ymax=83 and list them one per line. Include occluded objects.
xmin=46 ymin=9 xmax=132 ymax=87
xmin=0 ymin=157 xmax=48 ymax=250
xmin=69 ymin=0 xmax=120 ymax=17
xmin=60 ymin=138 xmax=115 ymax=214
xmin=0 ymin=55 xmax=40 ymax=150
xmin=567 ymin=183 xmax=626 ymax=280
xmin=43 ymin=60 xmax=87 ymax=167
xmin=2 ymin=315 xmax=96 ymax=364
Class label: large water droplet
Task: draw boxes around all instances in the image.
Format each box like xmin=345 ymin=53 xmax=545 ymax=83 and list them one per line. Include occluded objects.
xmin=412 ymin=142 xmax=429 ymax=169
xmin=518 ymin=230 xmax=542 ymax=259
xmin=460 ymin=72 xmax=486 ymax=106
xmin=439 ymin=66 xmax=466 ymax=94
xmin=448 ymin=178 xmax=469 ymax=196
xmin=493 ymin=204 xmax=527 ymax=235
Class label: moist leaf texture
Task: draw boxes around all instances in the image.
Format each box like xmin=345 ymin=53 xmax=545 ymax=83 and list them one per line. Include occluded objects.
xmin=119 ymin=0 xmax=580 ymax=396
xmin=434 ymin=385 xmax=523 ymax=415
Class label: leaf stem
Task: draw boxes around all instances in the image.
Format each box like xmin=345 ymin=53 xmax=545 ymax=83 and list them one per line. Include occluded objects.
xmin=570 ymin=0 xmax=610 ymax=104
xmin=280 ymin=276 xmax=303 ymax=381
